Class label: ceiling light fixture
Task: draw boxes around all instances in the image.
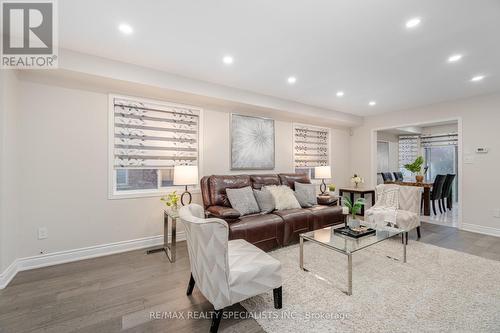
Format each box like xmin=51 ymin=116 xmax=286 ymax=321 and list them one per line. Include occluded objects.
xmin=470 ymin=75 xmax=485 ymax=82
xmin=336 ymin=91 xmax=344 ymax=97
xmin=447 ymin=54 xmax=463 ymax=63
xmin=222 ymin=55 xmax=234 ymax=65
xmin=118 ymin=23 xmax=133 ymax=35
xmin=287 ymin=76 xmax=297 ymax=85
xmin=405 ymin=17 xmax=421 ymax=29
xmin=369 ymin=101 xmax=377 ymax=106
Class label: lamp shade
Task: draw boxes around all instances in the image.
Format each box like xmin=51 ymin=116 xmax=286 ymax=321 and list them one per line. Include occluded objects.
xmin=173 ymin=165 xmax=198 ymax=186
xmin=315 ymin=166 xmax=331 ymax=179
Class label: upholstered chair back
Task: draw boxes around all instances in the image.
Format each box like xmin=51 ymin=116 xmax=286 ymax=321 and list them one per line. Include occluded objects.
xmin=179 ymin=204 xmax=231 ymax=309
xmin=375 ymin=184 xmax=422 ymax=214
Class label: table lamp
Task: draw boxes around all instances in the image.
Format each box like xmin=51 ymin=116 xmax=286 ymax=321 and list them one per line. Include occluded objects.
xmin=315 ymin=165 xmax=331 ymax=196
xmin=173 ymin=165 xmax=198 ymax=205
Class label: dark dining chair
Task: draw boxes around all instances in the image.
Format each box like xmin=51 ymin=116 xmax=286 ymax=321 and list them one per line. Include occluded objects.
xmin=440 ymin=174 xmax=456 ymax=211
xmin=430 ymin=174 xmax=446 ymax=215
xmin=393 ymin=172 xmax=404 ymax=181
xmin=381 ymin=172 xmax=394 ymax=182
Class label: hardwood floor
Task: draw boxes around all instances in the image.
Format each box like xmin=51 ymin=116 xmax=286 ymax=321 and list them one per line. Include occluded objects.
xmin=1 ymin=222 xmax=499 ymax=333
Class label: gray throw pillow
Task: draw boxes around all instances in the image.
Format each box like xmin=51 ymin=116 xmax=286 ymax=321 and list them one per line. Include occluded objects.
xmin=294 ymin=182 xmax=317 ymax=206
xmin=253 ymin=189 xmax=275 ymax=214
xmin=294 ymin=191 xmax=313 ymax=208
xmin=226 ymin=186 xmax=260 ymax=216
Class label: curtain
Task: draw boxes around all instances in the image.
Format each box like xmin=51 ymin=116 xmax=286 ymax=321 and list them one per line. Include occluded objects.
xmin=113 ymin=97 xmax=199 ymax=168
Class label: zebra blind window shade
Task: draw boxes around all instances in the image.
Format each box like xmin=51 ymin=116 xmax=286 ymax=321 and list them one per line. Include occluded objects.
xmin=398 ymin=135 xmax=420 ymax=175
xmin=113 ymin=97 xmax=200 ymax=169
xmin=421 ymin=133 xmax=458 ymax=147
xmin=294 ymin=125 xmax=329 ymax=168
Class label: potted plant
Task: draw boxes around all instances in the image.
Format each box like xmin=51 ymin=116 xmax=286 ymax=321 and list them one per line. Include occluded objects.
xmin=342 ymin=196 xmax=366 ymax=223
xmin=328 ymin=184 xmax=336 ymax=196
xmin=160 ymin=191 xmax=181 ymax=215
xmin=404 ymin=156 xmax=424 ymax=183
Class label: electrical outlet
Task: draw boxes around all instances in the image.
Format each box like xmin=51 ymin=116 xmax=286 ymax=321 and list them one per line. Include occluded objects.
xmin=493 ymin=209 xmax=500 ymax=218
xmin=38 ymin=227 xmax=48 ymax=239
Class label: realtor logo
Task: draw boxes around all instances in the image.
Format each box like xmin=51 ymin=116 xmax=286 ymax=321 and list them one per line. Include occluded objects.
xmin=1 ymin=0 xmax=58 ymax=68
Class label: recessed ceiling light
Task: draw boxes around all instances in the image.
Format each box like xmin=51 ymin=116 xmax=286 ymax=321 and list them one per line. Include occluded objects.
xmin=336 ymin=91 xmax=344 ymax=97
xmin=222 ymin=55 xmax=234 ymax=65
xmin=470 ymin=75 xmax=485 ymax=82
xmin=405 ymin=17 xmax=421 ymax=29
xmin=447 ymin=54 xmax=463 ymax=63
xmin=118 ymin=23 xmax=133 ymax=35
xmin=287 ymin=76 xmax=297 ymax=85
xmin=369 ymin=101 xmax=377 ymax=106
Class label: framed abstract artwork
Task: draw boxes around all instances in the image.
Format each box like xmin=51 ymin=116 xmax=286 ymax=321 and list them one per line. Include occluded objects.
xmin=231 ymin=114 xmax=275 ymax=170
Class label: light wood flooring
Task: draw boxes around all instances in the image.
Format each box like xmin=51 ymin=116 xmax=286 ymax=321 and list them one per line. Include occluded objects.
xmin=1 ymin=222 xmax=499 ymax=333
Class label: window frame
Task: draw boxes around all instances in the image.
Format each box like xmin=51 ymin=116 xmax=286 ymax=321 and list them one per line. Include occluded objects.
xmin=108 ymin=94 xmax=204 ymax=199
xmin=292 ymin=123 xmax=331 ymax=181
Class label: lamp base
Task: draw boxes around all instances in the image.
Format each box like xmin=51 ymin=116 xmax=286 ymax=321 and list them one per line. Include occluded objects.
xmin=319 ymin=179 xmax=327 ymax=195
xmin=180 ymin=185 xmax=192 ymax=206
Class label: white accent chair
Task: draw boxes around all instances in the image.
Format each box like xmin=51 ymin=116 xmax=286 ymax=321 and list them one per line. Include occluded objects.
xmin=179 ymin=204 xmax=282 ymax=333
xmin=365 ymin=184 xmax=422 ymax=243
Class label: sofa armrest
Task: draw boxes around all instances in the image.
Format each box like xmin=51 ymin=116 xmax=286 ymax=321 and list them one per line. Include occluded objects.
xmin=207 ymin=206 xmax=241 ymax=219
xmin=317 ymin=195 xmax=339 ymax=206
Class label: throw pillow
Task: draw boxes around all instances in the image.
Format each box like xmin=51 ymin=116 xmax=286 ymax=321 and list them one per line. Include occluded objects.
xmin=253 ymin=189 xmax=275 ymax=214
xmin=226 ymin=186 xmax=260 ymax=216
xmin=294 ymin=191 xmax=313 ymax=208
xmin=265 ymin=185 xmax=301 ymax=210
xmin=294 ymin=182 xmax=317 ymax=206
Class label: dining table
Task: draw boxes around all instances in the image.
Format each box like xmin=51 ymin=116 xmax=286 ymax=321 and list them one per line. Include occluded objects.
xmin=385 ymin=181 xmax=433 ymax=216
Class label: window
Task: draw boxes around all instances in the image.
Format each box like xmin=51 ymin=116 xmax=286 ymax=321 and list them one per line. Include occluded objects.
xmin=293 ymin=124 xmax=330 ymax=179
xmin=109 ymin=95 xmax=201 ymax=198
xmin=398 ymin=135 xmax=419 ymax=179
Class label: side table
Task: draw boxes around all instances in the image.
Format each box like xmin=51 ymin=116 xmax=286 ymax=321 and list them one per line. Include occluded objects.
xmin=338 ymin=187 xmax=375 ymax=216
xmin=147 ymin=209 xmax=178 ymax=262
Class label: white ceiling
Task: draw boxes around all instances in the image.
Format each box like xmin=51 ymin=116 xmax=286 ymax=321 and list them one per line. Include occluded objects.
xmin=59 ymin=0 xmax=500 ymax=116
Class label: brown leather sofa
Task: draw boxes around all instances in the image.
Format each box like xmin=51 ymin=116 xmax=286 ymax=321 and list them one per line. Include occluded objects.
xmin=200 ymin=173 xmax=345 ymax=251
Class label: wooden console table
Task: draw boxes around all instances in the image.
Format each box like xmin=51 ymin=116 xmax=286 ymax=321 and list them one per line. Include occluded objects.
xmin=338 ymin=187 xmax=375 ymax=216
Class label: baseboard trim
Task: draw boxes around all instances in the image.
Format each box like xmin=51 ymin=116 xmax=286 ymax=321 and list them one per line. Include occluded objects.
xmin=461 ymin=223 xmax=500 ymax=237
xmin=0 ymin=260 xmax=19 ymax=289
xmin=0 ymin=232 xmax=185 ymax=289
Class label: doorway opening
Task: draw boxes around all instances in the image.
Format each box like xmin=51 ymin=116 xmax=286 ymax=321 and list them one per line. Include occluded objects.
xmin=374 ymin=119 xmax=461 ymax=227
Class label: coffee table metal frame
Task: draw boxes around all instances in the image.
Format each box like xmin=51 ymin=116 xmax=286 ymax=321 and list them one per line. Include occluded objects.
xmin=299 ymin=225 xmax=406 ymax=296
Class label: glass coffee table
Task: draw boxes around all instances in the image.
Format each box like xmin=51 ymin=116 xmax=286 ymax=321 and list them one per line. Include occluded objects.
xmin=299 ymin=224 xmax=405 ymax=295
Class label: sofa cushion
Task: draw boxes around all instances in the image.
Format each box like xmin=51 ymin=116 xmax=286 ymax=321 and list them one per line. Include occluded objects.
xmin=208 ymin=175 xmax=252 ymax=207
xmin=272 ymin=208 xmax=313 ymax=245
xmin=253 ymin=188 xmax=275 ymax=213
xmin=278 ymin=173 xmax=311 ymax=190
xmin=265 ymin=185 xmax=301 ymax=210
xmin=294 ymin=191 xmax=313 ymax=208
xmin=250 ymin=174 xmax=281 ymax=189
xmin=228 ymin=214 xmax=284 ymax=251
xmin=294 ymin=182 xmax=317 ymax=206
xmin=226 ymin=186 xmax=260 ymax=216
xmin=306 ymin=205 xmax=345 ymax=230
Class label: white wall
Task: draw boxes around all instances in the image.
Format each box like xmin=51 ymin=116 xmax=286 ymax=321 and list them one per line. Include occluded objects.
xmin=1 ymin=74 xmax=351 ymax=271
xmin=377 ymin=131 xmax=399 ymax=172
xmin=351 ymin=92 xmax=500 ymax=235
xmin=1 ymin=70 xmax=19 ymax=273
xmin=421 ymin=123 xmax=458 ymax=136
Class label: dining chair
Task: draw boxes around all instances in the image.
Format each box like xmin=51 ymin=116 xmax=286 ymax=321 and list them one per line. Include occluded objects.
xmin=381 ymin=172 xmax=394 ymax=182
xmin=393 ymin=172 xmax=404 ymax=181
xmin=440 ymin=174 xmax=456 ymax=211
xmin=430 ymin=174 xmax=446 ymax=214
xmin=179 ymin=204 xmax=282 ymax=333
